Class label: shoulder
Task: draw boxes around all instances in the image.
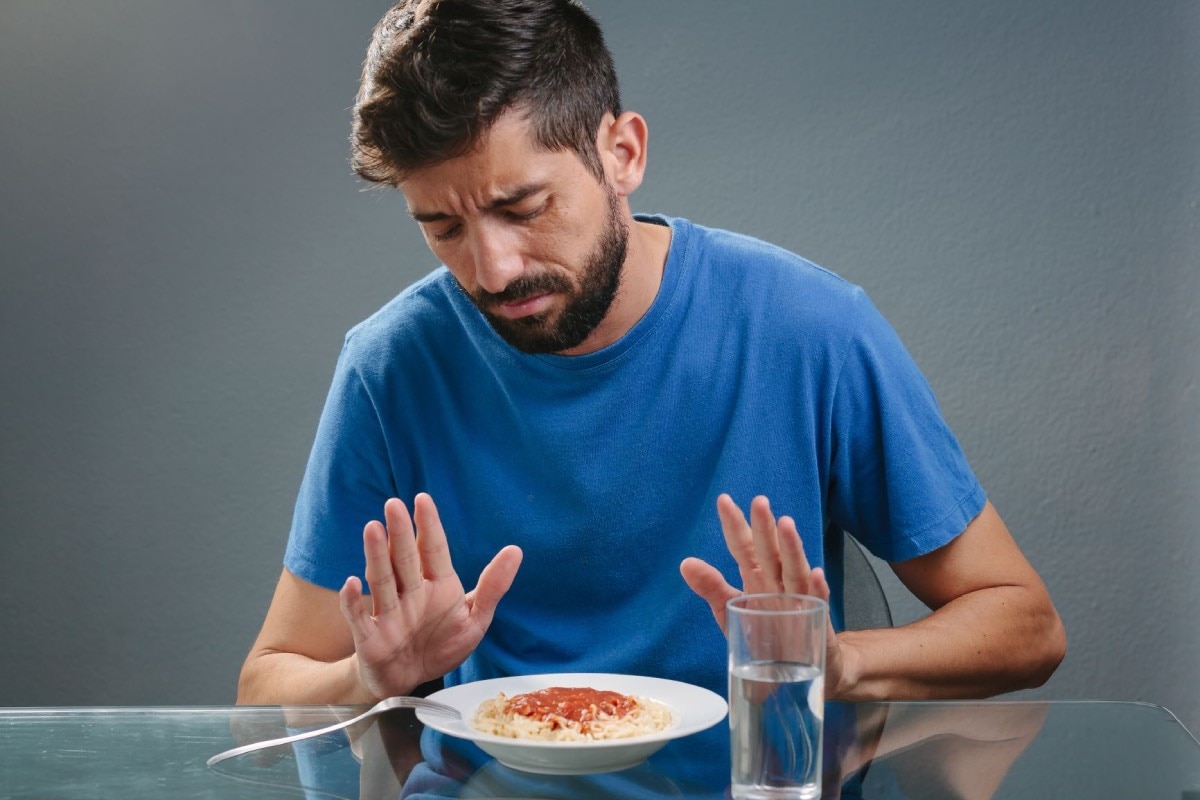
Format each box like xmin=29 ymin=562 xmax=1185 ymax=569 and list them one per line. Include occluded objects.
xmin=664 ymin=216 xmax=875 ymax=336
xmin=665 ymin=217 xmax=863 ymax=301
xmin=338 ymin=268 xmax=466 ymax=375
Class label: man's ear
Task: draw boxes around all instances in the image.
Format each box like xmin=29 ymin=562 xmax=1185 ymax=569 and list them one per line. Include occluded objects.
xmin=597 ymin=111 xmax=648 ymax=196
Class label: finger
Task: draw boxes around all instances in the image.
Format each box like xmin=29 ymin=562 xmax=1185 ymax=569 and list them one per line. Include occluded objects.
xmin=809 ymin=566 xmax=839 ymax=659
xmin=412 ymin=493 xmax=454 ymax=580
xmin=778 ymin=515 xmax=814 ymax=594
xmin=809 ymin=565 xmax=831 ymax=603
xmin=362 ymin=519 xmax=400 ymax=617
xmin=716 ymin=494 xmax=769 ymax=594
xmin=715 ymin=494 xmax=772 ymax=594
xmin=749 ymin=495 xmax=784 ymax=589
xmin=466 ymin=545 xmax=523 ymax=626
xmin=339 ymin=575 xmax=375 ymax=643
xmin=384 ymin=498 xmax=423 ymax=596
xmin=680 ymin=556 xmax=740 ymax=633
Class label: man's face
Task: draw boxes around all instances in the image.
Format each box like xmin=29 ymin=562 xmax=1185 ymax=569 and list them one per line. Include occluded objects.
xmin=399 ymin=112 xmax=629 ymax=355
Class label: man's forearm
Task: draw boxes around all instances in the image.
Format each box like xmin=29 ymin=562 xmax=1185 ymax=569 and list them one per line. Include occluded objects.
xmin=237 ymin=650 xmax=382 ymax=706
xmin=831 ymin=584 xmax=1066 ymax=701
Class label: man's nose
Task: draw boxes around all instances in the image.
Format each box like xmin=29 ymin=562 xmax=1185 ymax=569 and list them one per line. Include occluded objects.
xmin=469 ymin=224 xmax=524 ymax=294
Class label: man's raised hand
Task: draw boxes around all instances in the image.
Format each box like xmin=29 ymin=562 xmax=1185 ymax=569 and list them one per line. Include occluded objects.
xmin=338 ymin=493 xmax=522 ymax=700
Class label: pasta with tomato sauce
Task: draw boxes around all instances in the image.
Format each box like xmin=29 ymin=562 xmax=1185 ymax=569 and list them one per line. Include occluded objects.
xmin=471 ymin=686 xmax=674 ymax=741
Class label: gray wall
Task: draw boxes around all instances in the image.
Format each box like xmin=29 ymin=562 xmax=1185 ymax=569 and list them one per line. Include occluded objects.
xmin=2 ymin=1 xmax=1197 ymax=734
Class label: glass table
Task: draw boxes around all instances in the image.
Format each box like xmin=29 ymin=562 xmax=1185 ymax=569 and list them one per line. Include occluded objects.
xmin=2 ymin=700 xmax=1198 ymax=798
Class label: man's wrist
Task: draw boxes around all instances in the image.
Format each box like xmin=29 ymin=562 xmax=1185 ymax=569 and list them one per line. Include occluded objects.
xmin=830 ymin=631 xmax=864 ymax=701
xmin=341 ymin=654 xmax=383 ymax=705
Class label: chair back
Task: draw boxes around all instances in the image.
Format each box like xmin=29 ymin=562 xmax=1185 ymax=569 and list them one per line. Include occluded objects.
xmin=836 ymin=528 xmax=894 ymax=631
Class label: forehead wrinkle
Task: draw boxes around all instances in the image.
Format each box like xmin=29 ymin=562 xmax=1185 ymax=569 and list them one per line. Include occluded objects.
xmin=408 ymin=179 xmax=549 ymax=222
xmin=400 ymin=113 xmax=579 ymax=221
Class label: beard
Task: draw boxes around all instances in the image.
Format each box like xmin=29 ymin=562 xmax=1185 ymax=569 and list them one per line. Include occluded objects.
xmin=468 ymin=189 xmax=628 ymax=354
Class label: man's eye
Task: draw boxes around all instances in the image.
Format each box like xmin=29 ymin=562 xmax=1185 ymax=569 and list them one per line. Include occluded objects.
xmin=506 ymin=206 xmax=543 ymax=222
xmin=431 ymin=224 xmax=462 ymax=243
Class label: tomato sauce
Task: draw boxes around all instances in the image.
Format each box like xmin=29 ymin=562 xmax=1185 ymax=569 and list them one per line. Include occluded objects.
xmin=504 ymin=687 xmax=639 ymax=733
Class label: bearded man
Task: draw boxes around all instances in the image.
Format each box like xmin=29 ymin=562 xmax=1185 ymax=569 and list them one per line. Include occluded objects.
xmin=238 ymin=0 xmax=1064 ymax=711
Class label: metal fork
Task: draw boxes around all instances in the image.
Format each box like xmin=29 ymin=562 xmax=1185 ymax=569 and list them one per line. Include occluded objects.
xmin=206 ymin=695 xmax=461 ymax=767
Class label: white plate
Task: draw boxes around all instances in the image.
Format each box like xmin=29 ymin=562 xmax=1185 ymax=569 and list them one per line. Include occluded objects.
xmin=415 ymin=673 xmax=728 ymax=775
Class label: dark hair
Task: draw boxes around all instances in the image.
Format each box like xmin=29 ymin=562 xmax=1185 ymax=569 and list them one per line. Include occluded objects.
xmin=351 ymin=0 xmax=622 ymax=185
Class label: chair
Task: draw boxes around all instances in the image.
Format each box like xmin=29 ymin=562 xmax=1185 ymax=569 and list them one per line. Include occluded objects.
xmin=834 ymin=528 xmax=894 ymax=631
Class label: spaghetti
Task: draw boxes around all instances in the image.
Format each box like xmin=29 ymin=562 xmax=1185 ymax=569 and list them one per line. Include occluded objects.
xmin=471 ymin=686 xmax=674 ymax=741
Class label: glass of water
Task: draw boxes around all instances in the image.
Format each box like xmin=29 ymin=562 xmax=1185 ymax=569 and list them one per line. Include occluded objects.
xmin=727 ymin=593 xmax=827 ymax=800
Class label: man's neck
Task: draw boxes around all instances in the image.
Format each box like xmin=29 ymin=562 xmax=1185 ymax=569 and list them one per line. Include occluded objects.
xmin=559 ymin=215 xmax=672 ymax=356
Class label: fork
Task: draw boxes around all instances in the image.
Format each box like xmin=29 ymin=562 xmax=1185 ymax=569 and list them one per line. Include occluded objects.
xmin=206 ymin=695 xmax=462 ymax=767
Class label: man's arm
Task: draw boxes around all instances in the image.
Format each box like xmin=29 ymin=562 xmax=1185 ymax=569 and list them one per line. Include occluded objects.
xmin=682 ymin=495 xmax=1065 ymax=701
xmin=835 ymin=500 xmax=1065 ymax=700
xmin=238 ymin=568 xmax=375 ymax=705
xmin=239 ymin=494 xmax=522 ymax=705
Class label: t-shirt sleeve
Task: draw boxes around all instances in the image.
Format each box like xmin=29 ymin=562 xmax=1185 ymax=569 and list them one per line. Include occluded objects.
xmin=826 ymin=289 xmax=986 ymax=562
xmin=283 ymin=342 xmax=400 ymax=591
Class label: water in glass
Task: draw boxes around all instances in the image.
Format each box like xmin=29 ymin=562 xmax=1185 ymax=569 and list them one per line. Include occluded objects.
xmin=729 ymin=660 xmax=824 ymax=799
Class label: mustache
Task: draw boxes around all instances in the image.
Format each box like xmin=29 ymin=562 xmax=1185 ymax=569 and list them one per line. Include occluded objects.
xmin=473 ymin=272 xmax=572 ymax=308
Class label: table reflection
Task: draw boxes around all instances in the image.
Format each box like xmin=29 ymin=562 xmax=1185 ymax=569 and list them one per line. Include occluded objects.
xmin=830 ymin=702 xmax=1048 ymax=799
xmin=211 ymin=700 xmax=1052 ymax=799
xmin=7 ymin=700 xmax=1196 ymax=798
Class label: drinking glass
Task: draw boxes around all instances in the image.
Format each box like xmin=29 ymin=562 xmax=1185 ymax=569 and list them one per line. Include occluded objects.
xmin=727 ymin=593 xmax=827 ymax=800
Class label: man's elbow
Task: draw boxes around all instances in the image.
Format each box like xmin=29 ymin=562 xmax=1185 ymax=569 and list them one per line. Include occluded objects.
xmin=1020 ymin=607 xmax=1067 ymax=690
xmin=236 ymin=650 xmax=270 ymax=705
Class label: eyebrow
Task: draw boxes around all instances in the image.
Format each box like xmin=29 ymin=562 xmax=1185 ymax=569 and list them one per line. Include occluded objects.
xmin=408 ymin=183 xmax=546 ymax=223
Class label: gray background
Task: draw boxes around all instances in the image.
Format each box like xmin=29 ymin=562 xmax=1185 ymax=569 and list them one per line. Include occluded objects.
xmin=1 ymin=0 xmax=1197 ymax=736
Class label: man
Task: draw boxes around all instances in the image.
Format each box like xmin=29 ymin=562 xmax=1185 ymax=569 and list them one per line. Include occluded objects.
xmin=238 ymin=0 xmax=1064 ymax=707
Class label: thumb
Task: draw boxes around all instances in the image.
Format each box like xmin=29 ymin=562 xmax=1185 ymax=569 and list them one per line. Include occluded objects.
xmin=466 ymin=545 xmax=523 ymax=626
xmin=680 ymin=557 xmax=740 ymax=633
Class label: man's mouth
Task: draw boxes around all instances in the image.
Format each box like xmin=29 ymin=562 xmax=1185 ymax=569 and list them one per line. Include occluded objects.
xmin=493 ymin=292 xmax=554 ymax=320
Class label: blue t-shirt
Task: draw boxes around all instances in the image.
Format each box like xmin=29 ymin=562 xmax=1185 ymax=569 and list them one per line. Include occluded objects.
xmin=284 ymin=215 xmax=984 ymax=697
